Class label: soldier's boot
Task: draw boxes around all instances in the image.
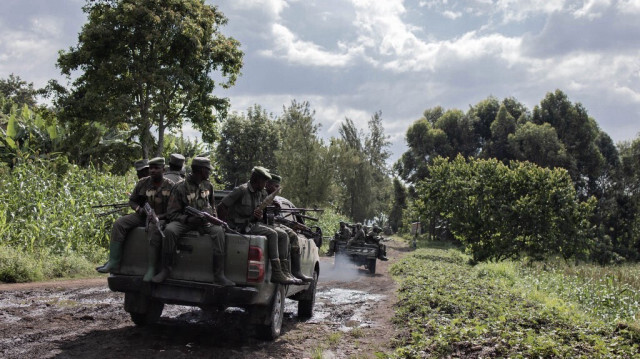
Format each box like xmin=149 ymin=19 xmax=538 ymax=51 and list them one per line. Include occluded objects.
xmin=270 ymin=259 xmax=296 ymax=285
xmin=151 ymin=253 xmax=173 ymax=283
xmin=213 ymin=255 xmax=235 ymax=287
xmin=142 ymin=244 xmax=160 ymax=282
xmin=290 ymin=250 xmax=313 ymax=283
xmin=378 ymin=245 xmax=389 ymax=261
xmin=96 ymin=241 xmax=123 ymax=273
xmin=281 ymin=259 xmax=303 ymax=285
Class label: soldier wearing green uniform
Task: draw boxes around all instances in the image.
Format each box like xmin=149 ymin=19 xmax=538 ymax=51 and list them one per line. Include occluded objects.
xmin=365 ymin=226 xmax=388 ymax=261
xmin=347 ymin=223 xmax=366 ymax=247
xmin=152 ymin=157 xmax=234 ymax=286
xmin=266 ymin=174 xmax=312 ymax=283
xmin=327 ymin=221 xmax=351 ymax=256
xmin=217 ymin=167 xmax=297 ymax=285
xmin=97 ymin=157 xmax=174 ymax=274
xmin=164 ymin=153 xmax=185 ymax=183
xmin=134 ymin=159 xmax=149 ymax=179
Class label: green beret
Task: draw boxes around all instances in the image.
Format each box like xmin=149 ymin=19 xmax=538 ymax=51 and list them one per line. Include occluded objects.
xmin=192 ymin=156 xmax=213 ymax=170
xmin=252 ymin=166 xmax=272 ymax=180
xmin=148 ymin=157 xmax=165 ymax=166
xmin=134 ymin=159 xmax=149 ymax=171
xmin=268 ymin=173 xmax=282 ymax=183
xmin=169 ymin=153 xmax=185 ymax=167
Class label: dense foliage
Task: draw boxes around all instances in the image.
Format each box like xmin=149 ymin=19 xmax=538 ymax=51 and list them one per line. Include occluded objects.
xmin=54 ymin=0 xmax=243 ymax=158
xmin=415 ymin=156 xmax=595 ymax=262
xmin=390 ymin=244 xmax=640 ymax=358
xmin=395 ymin=90 xmax=640 ymax=262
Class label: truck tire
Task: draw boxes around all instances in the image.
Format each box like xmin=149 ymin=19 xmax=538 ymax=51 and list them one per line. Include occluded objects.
xmin=367 ymin=258 xmax=377 ymax=274
xmin=297 ymin=270 xmax=318 ymax=319
xmin=129 ymin=298 xmax=164 ymax=326
xmin=256 ymin=284 xmax=286 ymax=340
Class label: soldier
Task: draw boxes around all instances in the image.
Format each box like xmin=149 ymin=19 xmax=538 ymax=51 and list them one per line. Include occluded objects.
xmin=365 ymin=226 xmax=389 ymax=261
xmin=151 ymin=157 xmax=234 ymax=286
xmin=217 ymin=167 xmax=297 ymax=285
xmin=347 ymin=223 xmax=366 ymax=247
xmin=327 ymin=221 xmax=351 ymax=256
xmin=164 ymin=153 xmax=185 ymax=183
xmin=266 ymin=174 xmax=312 ymax=283
xmin=97 ymin=157 xmax=174 ymax=274
xmin=134 ymin=159 xmax=149 ymax=179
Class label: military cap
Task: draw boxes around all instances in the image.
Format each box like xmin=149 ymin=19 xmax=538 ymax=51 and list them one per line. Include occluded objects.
xmin=148 ymin=157 xmax=165 ymax=166
xmin=134 ymin=159 xmax=149 ymax=171
xmin=252 ymin=166 xmax=272 ymax=180
xmin=268 ymin=173 xmax=282 ymax=183
xmin=169 ymin=153 xmax=185 ymax=167
xmin=191 ymin=156 xmax=213 ymax=170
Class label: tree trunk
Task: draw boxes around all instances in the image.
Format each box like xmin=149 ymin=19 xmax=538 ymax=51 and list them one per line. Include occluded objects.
xmin=156 ymin=116 xmax=165 ymax=158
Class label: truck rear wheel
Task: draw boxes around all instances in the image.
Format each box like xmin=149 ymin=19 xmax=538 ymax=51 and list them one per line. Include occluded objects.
xmin=297 ymin=270 xmax=318 ymax=319
xmin=367 ymin=258 xmax=377 ymax=274
xmin=129 ymin=300 xmax=164 ymax=326
xmin=256 ymin=284 xmax=285 ymax=340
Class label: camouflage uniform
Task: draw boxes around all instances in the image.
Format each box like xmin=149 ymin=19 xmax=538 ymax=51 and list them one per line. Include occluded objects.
xmin=348 ymin=224 xmax=366 ymax=247
xmin=365 ymin=226 xmax=388 ymax=261
xmin=327 ymin=222 xmax=351 ymax=256
xmin=153 ymin=157 xmax=233 ymax=285
xmin=98 ymin=157 xmax=173 ymax=274
xmin=219 ymin=167 xmax=296 ymax=284
xmin=164 ymin=153 xmax=185 ymax=184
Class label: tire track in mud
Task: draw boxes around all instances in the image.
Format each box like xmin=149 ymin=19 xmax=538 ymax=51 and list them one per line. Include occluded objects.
xmin=0 ymin=239 xmax=407 ymax=358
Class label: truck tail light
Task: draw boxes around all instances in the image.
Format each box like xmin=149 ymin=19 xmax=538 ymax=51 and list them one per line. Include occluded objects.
xmin=247 ymin=246 xmax=264 ymax=283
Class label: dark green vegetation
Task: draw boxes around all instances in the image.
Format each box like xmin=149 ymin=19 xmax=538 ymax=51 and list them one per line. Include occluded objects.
xmin=390 ymin=241 xmax=640 ymax=358
xmin=0 ymin=157 xmax=135 ymax=282
xmin=52 ymin=0 xmax=242 ymax=158
xmin=393 ymin=91 xmax=640 ymax=264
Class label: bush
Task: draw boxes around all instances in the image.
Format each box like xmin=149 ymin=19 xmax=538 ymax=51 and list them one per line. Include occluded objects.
xmin=0 ymin=245 xmax=43 ymax=283
xmin=415 ymin=156 xmax=596 ymax=262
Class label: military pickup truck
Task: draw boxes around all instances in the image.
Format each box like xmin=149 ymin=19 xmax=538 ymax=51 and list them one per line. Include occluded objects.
xmin=334 ymin=241 xmax=379 ymax=274
xmin=107 ymin=192 xmax=321 ymax=340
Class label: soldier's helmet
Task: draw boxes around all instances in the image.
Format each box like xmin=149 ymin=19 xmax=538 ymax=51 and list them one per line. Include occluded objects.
xmin=356 ymin=222 xmax=362 ymax=229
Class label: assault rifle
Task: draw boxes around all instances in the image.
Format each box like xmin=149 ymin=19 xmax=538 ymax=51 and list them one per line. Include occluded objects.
xmin=274 ymin=215 xmax=323 ymax=242
xmin=185 ymin=206 xmax=242 ymax=236
xmin=143 ymin=203 xmax=165 ymax=238
xmin=274 ymin=207 xmax=324 ymax=222
xmin=92 ymin=202 xmax=130 ymax=217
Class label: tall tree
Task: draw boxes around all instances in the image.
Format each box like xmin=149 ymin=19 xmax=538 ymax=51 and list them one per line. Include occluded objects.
xmin=275 ymin=100 xmax=333 ymax=207
xmin=216 ymin=105 xmax=280 ymax=188
xmin=55 ymin=0 xmax=243 ymax=158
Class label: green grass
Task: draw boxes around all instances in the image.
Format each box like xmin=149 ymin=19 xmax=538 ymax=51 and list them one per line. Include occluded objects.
xmin=0 ymin=158 xmax=133 ymax=282
xmin=390 ymin=242 xmax=640 ymax=358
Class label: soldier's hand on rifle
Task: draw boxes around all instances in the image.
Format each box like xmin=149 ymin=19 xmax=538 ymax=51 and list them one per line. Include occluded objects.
xmin=253 ymin=208 xmax=263 ymax=219
xmin=135 ymin=206 xmax=145 ymax=216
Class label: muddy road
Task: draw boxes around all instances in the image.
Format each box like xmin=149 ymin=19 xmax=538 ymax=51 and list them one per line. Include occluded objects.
xmin=0 ymin=239 xmax=406 ymax=359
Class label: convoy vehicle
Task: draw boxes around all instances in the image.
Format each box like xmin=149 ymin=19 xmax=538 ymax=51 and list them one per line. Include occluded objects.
xmin=334 ymin=241 xmax=379 ymax=274
xmin=107 ymin=192 xmax=321 ymax=340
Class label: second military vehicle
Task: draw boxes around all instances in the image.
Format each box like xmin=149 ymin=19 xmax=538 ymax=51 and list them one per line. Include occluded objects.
xmin=334 ymin=241 xmax=380 ymax=274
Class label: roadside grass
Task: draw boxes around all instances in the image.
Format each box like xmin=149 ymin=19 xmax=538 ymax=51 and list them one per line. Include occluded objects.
xmin=390 ymin=241 xmax=640 ymax=358
xmin=0 ymin=244 xmax=102 ymax=283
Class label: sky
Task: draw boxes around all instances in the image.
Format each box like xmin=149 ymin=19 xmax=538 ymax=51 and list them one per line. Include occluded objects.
xmin=1 ymin=0 xmax=640 ymax=164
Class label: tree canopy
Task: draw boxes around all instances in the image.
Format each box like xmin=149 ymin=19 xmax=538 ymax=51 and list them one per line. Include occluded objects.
xmin=55 ymin=0 xmax=243 ymax=158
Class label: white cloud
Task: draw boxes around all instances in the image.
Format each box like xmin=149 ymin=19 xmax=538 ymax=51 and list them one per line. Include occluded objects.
xmin=442 ymin=10 xmax=463 ymax=19
xmin=260 ymin=23 xmax=361 ymax=67
xmin=573 ymin=0 xmax=612 ymax=19
xmin=617 ymin=0 xmax=640 ymax=13
xmin=494 ymin=0 xmax=567 ymax=22
xmin=226 ymin=0 xmax=289 ymax=20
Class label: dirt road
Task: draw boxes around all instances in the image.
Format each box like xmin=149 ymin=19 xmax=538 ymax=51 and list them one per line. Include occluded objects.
xmin=0 ymin=239 xmax=406 ymax=359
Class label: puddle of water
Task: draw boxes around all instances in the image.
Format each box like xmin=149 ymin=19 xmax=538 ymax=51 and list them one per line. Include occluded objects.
xmin=286 ymin=287 xmax=385 ymax=332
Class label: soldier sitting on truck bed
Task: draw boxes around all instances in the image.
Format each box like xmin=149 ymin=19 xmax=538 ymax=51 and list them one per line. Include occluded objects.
xmin=266 ymin=174 xmax=312 ymax=283
xmin=217 ymin=167 xmax=297 ymax=285
xmin=164 ymin=153 xmax=185 ymax=183
xmin=366 ymin=226 xmax=389 ymax=261
xmin=151 ymin=157 xmax=234 ymax=286
xmin=97 ymin=157 xmax=174 ymax=274
xmin=326 ymin=221 xmax=351 ymax=256
xmin=347 ymin=223 xmax=366 ymax=247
